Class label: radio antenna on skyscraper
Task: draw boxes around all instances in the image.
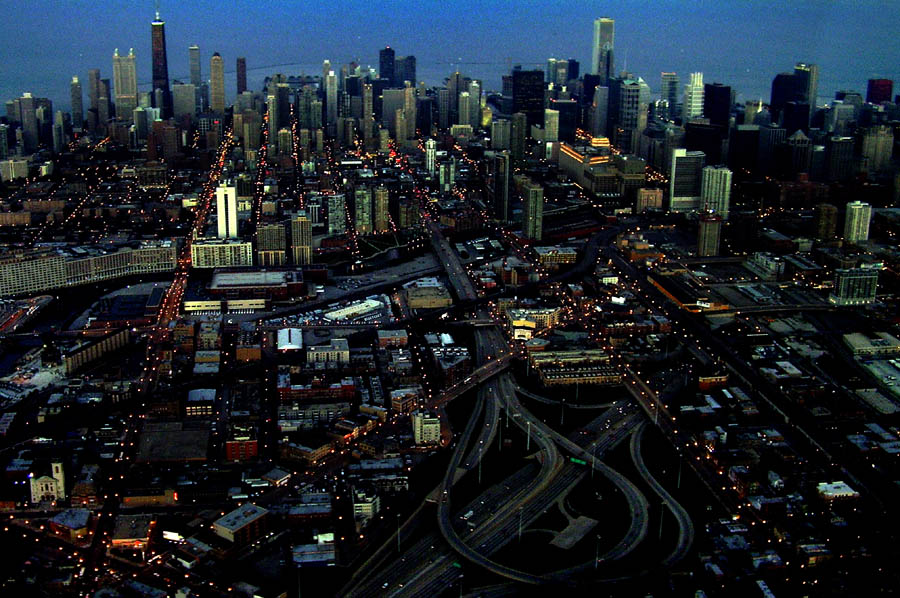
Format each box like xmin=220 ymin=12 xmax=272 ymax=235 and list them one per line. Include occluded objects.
xmin=154 ymin=0 xmax=160 ymax=20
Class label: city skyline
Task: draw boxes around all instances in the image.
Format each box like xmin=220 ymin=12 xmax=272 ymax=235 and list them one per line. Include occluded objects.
xmin=3 ymin=0 xmax=900 ymax=111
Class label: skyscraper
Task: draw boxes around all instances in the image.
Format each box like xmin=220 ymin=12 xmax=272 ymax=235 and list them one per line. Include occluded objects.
xmin=859 ymin=125 xmax=894 ymax=172
xmin=236 ymin=57 xmax=247 ymax=95
xmin=660 ymin=72 xmax=679 ymax=120
xmin=793 ymin=63 xmax=819 ymax=109
xmin=396 ymin=55 xmax=416 ymax=86
xmin=510 ymin=112 xmax=527 ymax=163
xmin=543 ymin=109 xmax=559 ymax=142
xmin=189 ymin=45 xmax=201 ymax=86
xmin=325 ymin=70 xmax=338 ymax=133
xmin=379 ymin=47 xmax=396 ymax=87
xmin=703 ymin=82 xmax=731 ymax=128
xmin=592 ymin=17 xmax=615 ymax=83
xmin=814 ymin=203 xmax=838 ymax=240
xmin=700 ymin=165 xmax=732 ymax=219
xmin=327 ymin=194 xmax=347 ymax=235
xmin=522 ymin=179 xmax=544 ymax=241
xmin=291 ymin=212 xmax=312 ymax=265
xmin=210 ymin=53 xmax=225 ymax=113
xmin=70 ymin=77 xmax=83 ymax=130
xmin=88 ymin=69 xmax=101 ymax=113
xmin=491 ymin=119 xmax=510 ymax=150
xmin=617 ymin=78 xmax=650 ymax=153
xmin=216 ymin=182 xmax=238 ymax=239
xmin=697 ymin=212 xmax=722 ymax=257
xmin=457 ymin=91 xmax=472 ymax=127
xmin=151 ymin=11 xmax=172 ymax=118
xmin=682 ymin=73 xmax=704 ymax=122
xmin=489 ymin=151 xmax=510 ymax=221
xmin=866 ymin=78 xmax=893 ymax=104
xmin=113 ymin=48 xmax=137 ymax=122
xmin=843 ymin=201 xmax=872 ymax=244
xmin=591 ymin=86 xmax=609 ymax=137
xmin=373 ymin=186 xmax=390 ymax=232
xmin=512 ymin=69 xmax=545 ymax=127
xmin=256 ymin=222 xmax=287 ymax=266
xmin=425 ymin=138 xmax=436 ymax=174
xmin=669 ymin=148 xmax=706 ymax=212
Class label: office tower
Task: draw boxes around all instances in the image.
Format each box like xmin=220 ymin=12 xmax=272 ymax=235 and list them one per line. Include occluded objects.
xmin=112 ymin=48 xmax=137 ymax=122
xmin=435 ymin=87 xmax=450 ymax=130
xmin=591 ymin=86 xmax=609 ymax=137
xmin=697 ymin=212 xmax=722 ymax=256
xmin=457 ymin=91 xmax=472 ymax=127
xmin=362 ymin=83 xmax=374 ymax=143
xmin=379 ymin=47 xmax=396 ymax=86
xmin=793 ymin=63 xmax=818 ymax=109
xmin=489 ymin=151 xmax=510 ymax=221
xmin=543 ymin=109 xmax=560 ymax=143
xmin=522 ymin=179 xmax=544 ymax=241
xmin=87 ymin=69 xmax=101 ymax=113
xmin=829 ymin=264 xmax=879 ymax=305
xmin=256 ymin=222 xmax=286 ymax=266
xmin=132 ymin=107 xmax=148 ymax=140
xmin=669 ymin=148 xmax=706 ymax=212
xmin=325 ymin=70 xmax=337 ymax=133
xmin=866 ymin=78 xmax=893 ymax=104
xmin=189 ymin=45 xmax=201 ymax=86
xmin=382 ymin=89 xmax=406 ymax=133
xmin=98 ymin=79 xmax=111 ymax=127
xmin=825 ymin=101 xmax=855 ymax=135
xmin=700 ymin=165 xmax=732 ymax=219
xmin=394 ymin=109 xmax=407 ymax=142
xmin=769 ymin=72 xmax=797 ymax=124
xmin=744 ymin=100 xmax=763 ymax=126
xmin=859 ymin=125 xmax=893 ymax=172
xmin=151 ymin=11 xmax=172 ymax=118
xmin=216 ymin=182 xmax=238 ymax=238
xmin=636 ymin=188 xmax=663 ymax=212
xmin=51 ymin=111 xmax=65 ymax=153
xmin=210 ymin=53 xmax=225 ymax=113
xmin=844 ymin=201 xmax=872 ymax=243
xmin=467 ymin=80 xmax=481 ymax=129
xmin=236 ymin=57 xmax=247 ymax=94
xmin=291 ymin=212 xmax=312 ymax=265
xmin=397 ymin=55 xmax=416 ymax=86
xmin=70 ymin=77 xmax=83 ymax=129
xmin=547 ymin=58 xmax=560 ymax=84
xmin=703 ymin=83 xmax=731 ymax=128
xmin=277 ymin=128 xmax=292 ymax=154
xmin=660 ymin=72 xmax=679 ymax=120
xmin=327 ymin=194 xmax=347 ymax=235
xmin=549 ymin=99 xmax=577 ymax=143
xmin=172 ymin=84 xmax=197 ymax=119
xmin=266 ymin=94 xmax=278 ymax=146
xmin=512 ymin=69 xmax=545 ymax=127
xmin=15 ymin=93 xmax=38 ymax=152
xmin=682 ymin=73 xmax=704 ymax=122
xmin=510 ymin=112 xmax=527 ymax=163
xmin=782 ymin=101 xmax=809 ymax=134
xmin=592 ymin=17 xmax=615 ymax=83
xmin=492 ymin=119 xmax=510 ymax=150
xmin=826 ymin=136 xmax=854 ymax=182
xmin=814 ymin=203 xmax=838 ymax=240
xmin=618 ymin=78 xmax=650 ymax=153
xmin=373 ymin=186 xmax=389 ymax=232
xmin=403 ymin=85 xmax=417 ymax=138
xmin=425 ymin=138 xmax=436 ymax=174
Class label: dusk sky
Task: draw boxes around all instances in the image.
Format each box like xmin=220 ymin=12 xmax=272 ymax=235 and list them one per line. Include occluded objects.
xmin=3 ymin=0 xmax=899 ymax=111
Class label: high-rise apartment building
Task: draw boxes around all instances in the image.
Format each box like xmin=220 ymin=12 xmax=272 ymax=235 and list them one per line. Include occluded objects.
xmin=354 ymin=187 xmax=372 ymax=233
xmin=291 ymin=212 xmax=312 ymax=265
xmin=373 ymin=186 xmax=390 ymax=232
xmin=843 ymin=201 xmax=872 ymax=244
xmin=618 ymin=78 xmax=650 ymax=153
xmin=425 ymin=139 xmax=436 ymax=174
xmin=522 ymin=179 xmax=544 ymax=241
xmin=697 ymin=212 xmax=722 ymax=257
xmin=700 ymin=165 xmax=732 ymax=219
xmin=491 ymin=119 xmax=510 ymax=150
xmin=256 ymin=222 xmax=286 ymax=266
xmin=859 ymin=125 xmax=894 ymax=173
xmin=592 ymin=17 xmax=615 ymax=83
xmin=327 ymin=194 xmax=347 ymax=236
xmin=210 ymin=53 xmax=225 ymax=113
xmin=216 ymin=181 xmax=238 ymax=239
xmin=151 ymin=11 xmax=172 ymax=118
xmin=112 ymin=48 xmax=137 ymax=122
xmin=814 ymin=203 xmax=838 ymax=240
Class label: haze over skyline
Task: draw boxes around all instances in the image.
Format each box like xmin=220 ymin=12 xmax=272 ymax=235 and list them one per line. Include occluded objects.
xmin=2 ymin=0 xmax=899 ymax=111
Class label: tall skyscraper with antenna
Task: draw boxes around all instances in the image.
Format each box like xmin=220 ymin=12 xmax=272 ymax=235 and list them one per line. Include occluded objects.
xmin=151 ymin=7 xmax=172 ymax=118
